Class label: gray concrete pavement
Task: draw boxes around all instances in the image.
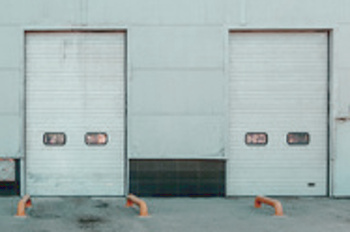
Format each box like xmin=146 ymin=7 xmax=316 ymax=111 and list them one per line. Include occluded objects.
xmin=1 ymin=197 xmax=350 ymax=232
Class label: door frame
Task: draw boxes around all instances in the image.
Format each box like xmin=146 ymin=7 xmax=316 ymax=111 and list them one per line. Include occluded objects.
xmin=224 ymin=29 xmax=332 ymax=196
xmin=23 ymin=29 xmax=128 ymax=196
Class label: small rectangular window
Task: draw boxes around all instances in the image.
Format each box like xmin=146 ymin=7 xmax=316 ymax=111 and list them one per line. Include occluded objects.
xmin=245 ymin=133 xmax=268 ymax=145
xmin=0 ymin=158 xmax=15 ymax=181
xmin=287 ymin=132 xmax=310 ymax=145
xmin=43 ymin=133 xmax=66 ymax=146
xmin=85 ymin=132 xmax=108 ymax=145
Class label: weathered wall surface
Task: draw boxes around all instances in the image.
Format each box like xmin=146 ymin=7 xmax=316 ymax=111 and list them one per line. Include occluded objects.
xmin=0 ymin=0 xmax=349 ymax=195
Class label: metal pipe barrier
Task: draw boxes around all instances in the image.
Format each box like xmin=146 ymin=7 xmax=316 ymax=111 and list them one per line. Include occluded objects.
xmin=254 ymin=195 xmax=283 ymax=216
xmin=125 ymin=194 xmax=149 ymax=217
xmin=15 ymin=195 xmax=32 ymax=217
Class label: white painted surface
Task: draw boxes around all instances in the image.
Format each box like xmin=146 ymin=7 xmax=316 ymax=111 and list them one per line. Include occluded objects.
xmin=228 ymin=32 xmax=328 ymax=195
xmin=332 ymin=25 xmax=350 ymax=196
xmin=0 ymin=0 xmax=349 ymax=196
xmin=26 ymin=32 xmax=125 ymax=196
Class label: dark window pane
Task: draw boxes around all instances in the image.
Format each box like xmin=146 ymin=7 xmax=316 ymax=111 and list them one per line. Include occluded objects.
xmin=85 ymin=132 xmax=108 ymax=145
xmin=287 ymin=132 xmax=310 ymax=145
xmin=43 ymin=133 xmax=66 ymax=146
xmin=245 ymin=133 xmax=268 ymax=145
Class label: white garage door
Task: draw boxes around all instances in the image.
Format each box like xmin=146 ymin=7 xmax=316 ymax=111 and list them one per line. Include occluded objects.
xmin=228 ymin=32 xmax=328 ymax=196
xmin=26 ymin=32 xmax=125 ymax=196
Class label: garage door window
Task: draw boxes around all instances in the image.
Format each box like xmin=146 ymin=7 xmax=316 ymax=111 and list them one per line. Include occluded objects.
xmin=245 ymin=133 xmax=268 ymax=145
xmin=287 ymin=132 xmax=310 ymax=145
xmin=43 ymin=133 xmax=66 ymax=146
xmin=85 ymin=133 xmax=108 ymax=145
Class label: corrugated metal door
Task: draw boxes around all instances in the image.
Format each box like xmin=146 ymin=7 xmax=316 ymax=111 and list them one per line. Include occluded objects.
xmin=26 ymin=32 xmax=125 ymax=196
xmin=228 ymin=32 xmax=328 ymax=196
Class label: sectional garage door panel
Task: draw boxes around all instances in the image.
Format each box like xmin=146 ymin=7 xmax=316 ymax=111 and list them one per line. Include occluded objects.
xmin=26 ymin=32 xmax=125 ymax=196
xmin=228 ymin=32 xmax=328 ymax=196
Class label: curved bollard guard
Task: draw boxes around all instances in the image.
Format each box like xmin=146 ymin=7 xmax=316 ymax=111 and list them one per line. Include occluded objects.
xmin=254 ymin=195 xmax=283 ymax=216
xmin=15 ymin=195 xmax=32 ymax=218
xmin=125 ymin=194 xmax=149 ymax=217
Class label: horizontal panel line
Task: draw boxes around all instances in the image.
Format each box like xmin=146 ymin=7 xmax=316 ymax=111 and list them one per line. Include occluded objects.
xmin=133 ymin=67 xmax=224 ymax=71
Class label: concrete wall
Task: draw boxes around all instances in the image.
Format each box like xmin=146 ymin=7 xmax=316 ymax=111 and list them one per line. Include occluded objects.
xmin=0 ymin=0 xmax=350 ymax=195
